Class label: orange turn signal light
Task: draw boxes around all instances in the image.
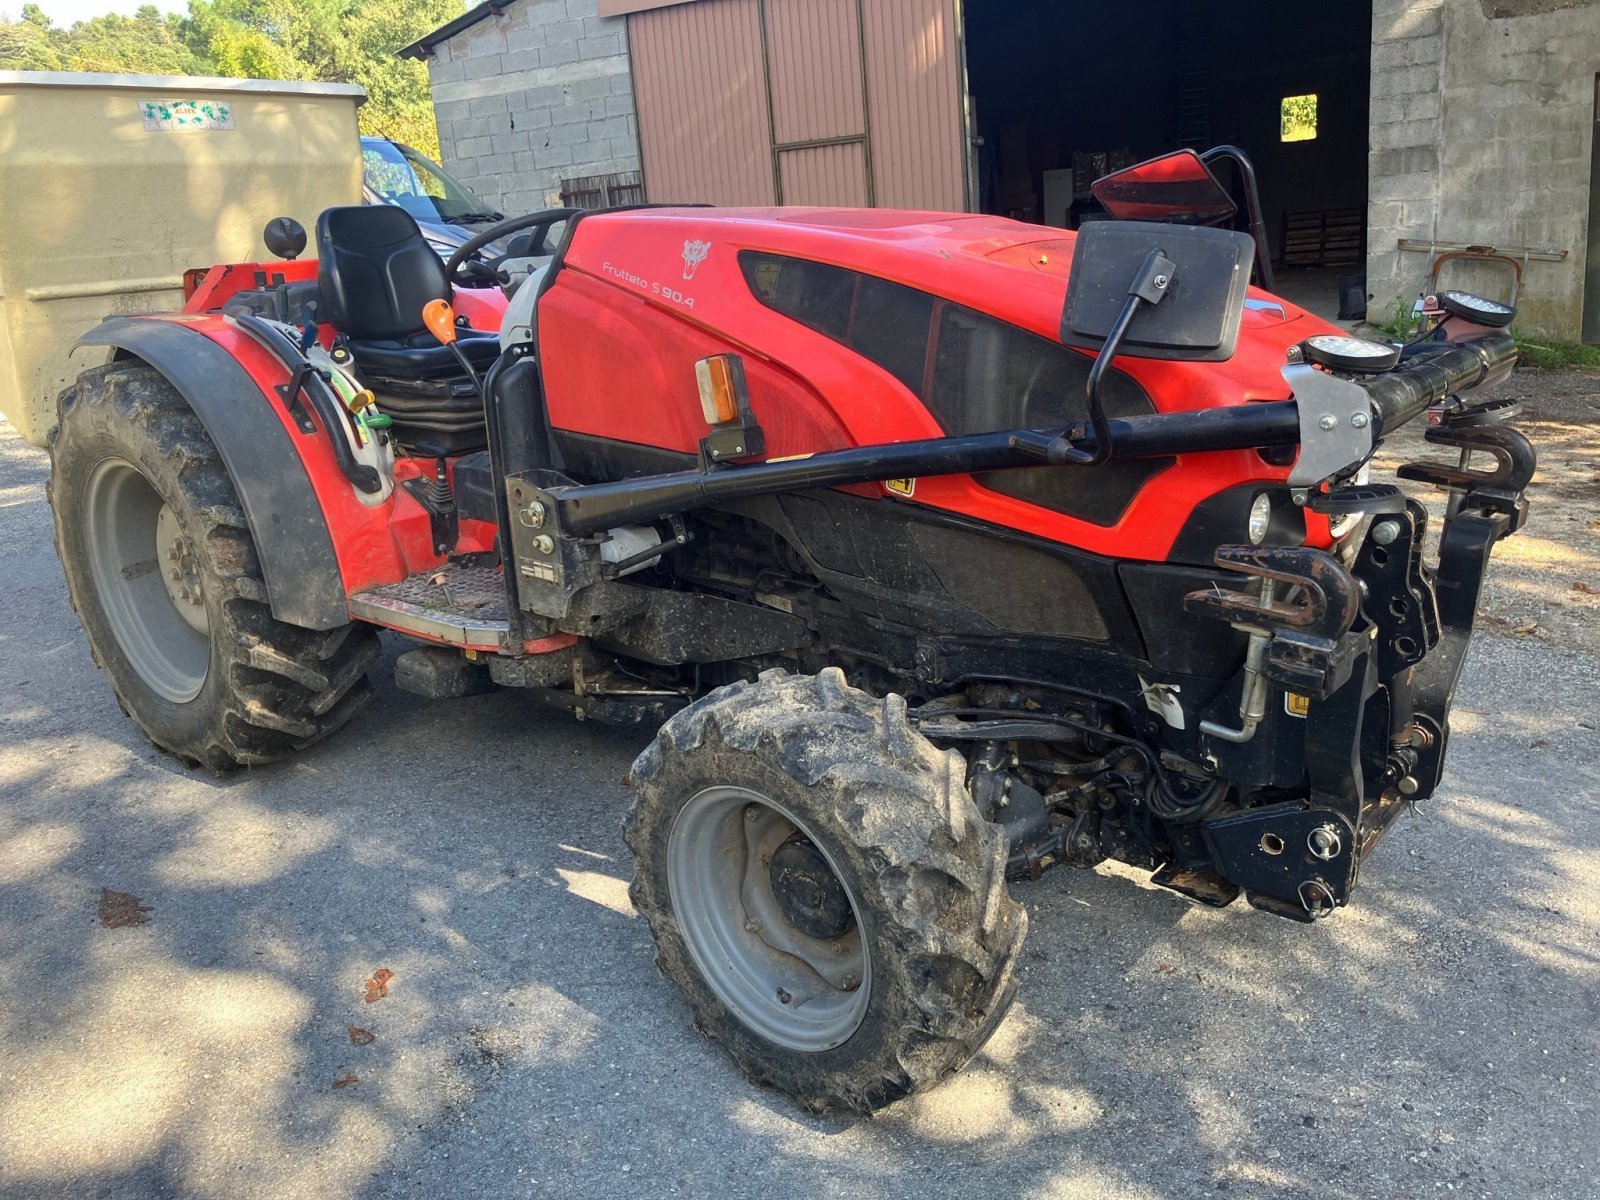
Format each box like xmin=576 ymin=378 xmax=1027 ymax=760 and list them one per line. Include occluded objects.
xmin=422 ymin=298 xmax=458 ymax=345
xmin=695 ymin=355 xmax=740 ymax=426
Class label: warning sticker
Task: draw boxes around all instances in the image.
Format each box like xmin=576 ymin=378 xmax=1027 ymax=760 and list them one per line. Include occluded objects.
xmin=885 ymin=478 xmax=916 ymax=497
xmin=1284 ymin=692 xmax=1311 ymax=718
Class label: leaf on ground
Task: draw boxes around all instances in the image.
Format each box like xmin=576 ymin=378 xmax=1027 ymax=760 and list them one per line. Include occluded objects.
xmin=1588 ymin=519 xmax=1600 ymax=532
xmin=1573 ymin=581 xmax=1599 ymax=595
xmin=1512 ymin=623 xmax=1539 ymax=637
xmin=97 ymin=888 xmax=151 ymax=929
xmin=348 ymin=1026 xmax=376 ymax=1045
xmin=1530 ymin=738 xmax=1549 ymax=749
xmin=1157 ymin=962 xmax=1176 ymax=973
xmin=363 ymin=968 xmax=394 ymax=1003
xmin=331 ymin=1073 xmax=359 ymax=1090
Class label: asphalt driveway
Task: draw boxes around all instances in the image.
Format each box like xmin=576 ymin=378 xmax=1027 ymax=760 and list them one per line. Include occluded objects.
xmin=1 ymin=418 xmax=1596 ymax=1200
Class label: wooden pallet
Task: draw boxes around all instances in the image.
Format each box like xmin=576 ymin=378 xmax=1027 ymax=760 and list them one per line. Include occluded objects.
xmin=1278 ymin=207 xmax=1365 ymax=269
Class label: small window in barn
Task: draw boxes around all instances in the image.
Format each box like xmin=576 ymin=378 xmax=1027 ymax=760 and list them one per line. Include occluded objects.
xmin=738 ymin=252 xmax=932 ymax=396
xmin=1281 ymin=94 xmax=1318 ymax=143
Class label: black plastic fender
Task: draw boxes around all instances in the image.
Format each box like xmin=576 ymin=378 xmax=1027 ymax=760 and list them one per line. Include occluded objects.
xmin=74 ymin=317 xmax=349 ymax=631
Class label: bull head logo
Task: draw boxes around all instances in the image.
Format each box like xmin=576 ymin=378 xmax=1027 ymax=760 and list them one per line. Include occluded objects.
xmin=682 ymin=239 xmax=711 ymax=281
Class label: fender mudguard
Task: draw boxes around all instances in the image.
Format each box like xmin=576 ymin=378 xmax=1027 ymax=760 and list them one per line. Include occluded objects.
xmin=75 ymin=317 xmax=348 ymax=631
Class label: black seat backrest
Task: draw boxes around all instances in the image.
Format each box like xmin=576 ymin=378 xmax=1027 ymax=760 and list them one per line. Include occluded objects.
xmin=315 ymin=206 xmax=449 ymax=340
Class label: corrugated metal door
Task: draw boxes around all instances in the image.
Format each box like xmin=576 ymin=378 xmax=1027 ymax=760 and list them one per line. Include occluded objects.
xmin=765 ymin=0 xmax=871 ymax=206
xmin=628 ymin=0 xmax=966 ymax=211
xmin=628 ymin=0 xmax=776 ymax=206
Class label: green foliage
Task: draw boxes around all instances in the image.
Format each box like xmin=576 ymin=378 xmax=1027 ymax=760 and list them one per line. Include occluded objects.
xmin=1370 ymin=296 xmax=1420 ymax=342
xmin=1281 ymin=93 xmax=1317 ymax=143
xmin=0 ymin=0 xmax=463 ymax=158
xmin=1517 ymin=341 xmax=1600 ymax=370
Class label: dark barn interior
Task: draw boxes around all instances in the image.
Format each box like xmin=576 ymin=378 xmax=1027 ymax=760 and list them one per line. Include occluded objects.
xmin=964 ymin=1 xmax=1373 ymax=314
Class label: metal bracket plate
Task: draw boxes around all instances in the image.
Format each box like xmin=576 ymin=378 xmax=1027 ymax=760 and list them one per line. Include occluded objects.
xmin=1282 ymin=363 xmax=1377 ymax=495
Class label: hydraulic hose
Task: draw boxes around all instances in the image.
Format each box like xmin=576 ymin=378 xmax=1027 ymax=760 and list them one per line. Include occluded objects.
xmin=1360 ymin=331 xmax=1518 ymax=437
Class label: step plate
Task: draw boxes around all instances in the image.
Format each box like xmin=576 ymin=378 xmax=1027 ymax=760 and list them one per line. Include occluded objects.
xmin=349 ymin=563 xmax=509 ymax=650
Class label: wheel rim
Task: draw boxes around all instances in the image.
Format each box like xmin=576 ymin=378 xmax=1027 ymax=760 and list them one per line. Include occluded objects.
xmin=84 ymin=457 xmax=210 ymax=703
xmin=667 ymin=785 xmax=871 ymax=1053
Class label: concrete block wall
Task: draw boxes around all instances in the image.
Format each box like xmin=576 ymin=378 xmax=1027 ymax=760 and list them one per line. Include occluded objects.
xmin=1367 ymin=0 xmax=1600 ymax=339
xmin=421 ymin=0 xmax=641 ymax=216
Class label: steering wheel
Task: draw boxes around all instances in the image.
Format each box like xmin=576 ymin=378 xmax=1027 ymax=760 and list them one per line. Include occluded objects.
xmin=445 ymin=207 xmax=580 ymax=289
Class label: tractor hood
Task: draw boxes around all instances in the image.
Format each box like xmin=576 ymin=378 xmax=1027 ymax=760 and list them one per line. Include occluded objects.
xmin=561 ymin=207 xmax=1337 ymax=412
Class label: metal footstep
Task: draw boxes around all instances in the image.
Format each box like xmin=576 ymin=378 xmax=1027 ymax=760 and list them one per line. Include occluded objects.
xmin=349 ymin=562 xmax=509 ymax=650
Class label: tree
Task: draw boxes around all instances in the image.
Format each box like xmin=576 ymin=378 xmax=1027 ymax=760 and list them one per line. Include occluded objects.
xmin=335 ymin=0 xmax=458 ymax=154
xmin=0 ymin=4 xmax=62 ymax=69
xmin=59 ymin=8 xmax=201 ymax=75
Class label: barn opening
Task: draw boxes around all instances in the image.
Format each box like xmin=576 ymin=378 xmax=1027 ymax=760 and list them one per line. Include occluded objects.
xmin=962 ymin=0 xmax=1373 ymax=318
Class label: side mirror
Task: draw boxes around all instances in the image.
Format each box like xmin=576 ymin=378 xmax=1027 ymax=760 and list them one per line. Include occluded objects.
xmin=1062 ymin=220 xmax=1256 ymax=362
xmin=263 ymin=216 xmax=307 ymax=261
xmin=1091 ymin=149 xmax=1236 ymax=226
xmin=1047 ymin=221 xmax=1256 ymax=467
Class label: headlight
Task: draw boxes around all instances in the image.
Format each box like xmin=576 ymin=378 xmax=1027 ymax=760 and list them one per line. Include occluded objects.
xmin=1302 ymin=334 xmax=1401 ymax=374
xmin=1437 ymin=290 xmax=1516 ymax=328
xmin=1248 ymin=493 xmax=1272 ymax=545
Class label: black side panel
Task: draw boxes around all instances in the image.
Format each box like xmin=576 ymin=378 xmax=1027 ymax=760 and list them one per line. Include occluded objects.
xmin=1119 ymin=562 xmax=1249 ymax=680
xmin=553 ymin=429 xmax=698 ymax=482
xmin=1167 ymin=483 xmax=1306 ymax=567
xmin=75 ymin=318 xmax=348 ymax=631
xmin=540 ymin=430 xmax=1144 ymax=652
xmin=767 ymin=491 xmax=1141 ymax=651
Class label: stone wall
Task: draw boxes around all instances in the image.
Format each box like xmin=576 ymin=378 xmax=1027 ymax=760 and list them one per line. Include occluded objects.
xmin=421 ymin=0 xmax=640 ymax=217
xmin=1366 ymin=0 xmax=1600 ymax=339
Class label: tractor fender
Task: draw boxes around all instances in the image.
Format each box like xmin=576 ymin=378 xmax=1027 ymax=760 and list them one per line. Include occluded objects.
xmin=74 ymin=316 xmax=349 ymax=631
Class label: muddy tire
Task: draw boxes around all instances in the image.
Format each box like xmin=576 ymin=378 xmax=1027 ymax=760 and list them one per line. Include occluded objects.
xmin=625 ymin=667 xmax=1026 ymax=1113
xmin=47 ymin=361 xmax=379 ymax=772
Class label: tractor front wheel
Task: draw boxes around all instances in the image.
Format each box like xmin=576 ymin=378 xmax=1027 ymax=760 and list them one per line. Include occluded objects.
xmin=48 ymin=361 xmax=379 ymax=772
xmin=625 ymin=668 xmax=1027 ymax=1112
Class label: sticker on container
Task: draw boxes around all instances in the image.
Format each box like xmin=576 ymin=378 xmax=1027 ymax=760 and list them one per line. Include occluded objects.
xmin=140 ymin=100 xmax=235 ymax=131
xmin=885 ymin=478 xmax=916 ymax=497
xmin=1284 ymin=692 xmax=1311 ymax=718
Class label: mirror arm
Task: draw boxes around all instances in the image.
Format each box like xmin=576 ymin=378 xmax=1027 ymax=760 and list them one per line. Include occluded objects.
xmin=1048 ymin=247 xmax=1175 ymax=467
xmin=1201 ymin=145 xmax=1275 ymax=292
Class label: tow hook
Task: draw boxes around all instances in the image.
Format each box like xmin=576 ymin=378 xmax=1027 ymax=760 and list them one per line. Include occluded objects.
xmin=1186 ymin=546 xmax=1364 ymax=747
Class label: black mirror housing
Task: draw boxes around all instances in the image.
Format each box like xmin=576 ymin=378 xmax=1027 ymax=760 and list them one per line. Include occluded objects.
xmin=1061 ymin=221 xmax=1257 ymax=363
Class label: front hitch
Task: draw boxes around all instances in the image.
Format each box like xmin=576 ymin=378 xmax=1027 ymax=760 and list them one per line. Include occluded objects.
xmin=1396 ymin=419 xmax=1537 ymax=802
xmin=1179 ymin=415 xmax=1535 ymax=922
xmin=1183 ymin=545 xmax=1364 ymax=706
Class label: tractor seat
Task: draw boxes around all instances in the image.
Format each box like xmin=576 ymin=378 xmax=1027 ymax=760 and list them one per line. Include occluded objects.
xmin=315 ymin=205 xmax=498 ymax=384
xmin=315 ymin=205 xmax=496 ymax=451
xmin=346 ymin=327 xmax=500 ymax=382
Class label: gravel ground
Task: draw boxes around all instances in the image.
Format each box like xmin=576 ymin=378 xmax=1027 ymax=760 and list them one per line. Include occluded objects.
xmin=1 ymin=376 xmax=1597 ymax=1200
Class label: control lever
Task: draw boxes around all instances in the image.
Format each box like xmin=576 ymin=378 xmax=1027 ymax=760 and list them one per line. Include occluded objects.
xmin=422 ymin=298 xmax=486 ymax=402
xmin=414 ymin=441 xmax=459 ymax=556
xmin=298 ymin=300 xmax=320 ymax=353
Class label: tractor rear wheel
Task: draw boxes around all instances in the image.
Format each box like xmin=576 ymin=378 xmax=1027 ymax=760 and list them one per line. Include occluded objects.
xmin=48 ymin=361 xmax=379 ymax=772
xmin=625 ymin=667 xmax=1026 ymax=1112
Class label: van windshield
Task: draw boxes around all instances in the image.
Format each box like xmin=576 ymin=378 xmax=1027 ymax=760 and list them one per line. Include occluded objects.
xmin=361 ymin=139 xmax=502 ymax=225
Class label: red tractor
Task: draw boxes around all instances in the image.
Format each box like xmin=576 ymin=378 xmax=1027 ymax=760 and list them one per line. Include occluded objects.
xmin=48 ymin=149 xmax=1532 ymax=1112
